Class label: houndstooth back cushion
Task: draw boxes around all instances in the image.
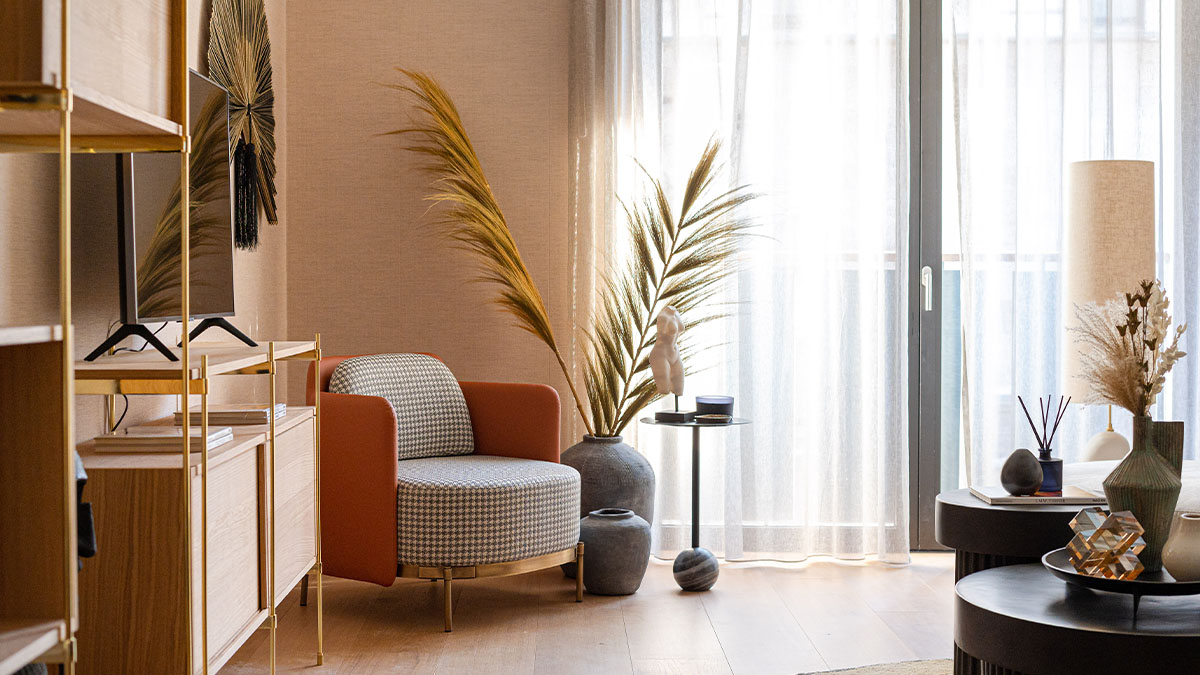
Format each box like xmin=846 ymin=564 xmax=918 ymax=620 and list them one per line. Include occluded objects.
xmin=328 ymin=354 xmax=475 ymax=460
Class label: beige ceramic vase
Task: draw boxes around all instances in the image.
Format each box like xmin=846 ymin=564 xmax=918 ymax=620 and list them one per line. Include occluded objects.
xmin=1163 ymin=513 xmax=1200 ymax=582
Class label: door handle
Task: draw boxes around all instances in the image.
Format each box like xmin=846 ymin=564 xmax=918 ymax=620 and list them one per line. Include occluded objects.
xmin=921 ymin=265 xmax=933 ymax=312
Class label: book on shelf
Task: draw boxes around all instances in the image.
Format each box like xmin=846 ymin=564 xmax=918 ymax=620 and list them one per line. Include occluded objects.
xmin=173 ymin=403 xmax=286 ymax=426
xmin=969 ymin=485 xmax=1107 ymax=506
xmin=94 ymin=425 xmax=235 ymax=453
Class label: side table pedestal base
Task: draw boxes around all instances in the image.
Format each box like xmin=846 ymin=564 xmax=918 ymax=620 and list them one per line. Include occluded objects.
xmin=673 ymin=547 xmax=719 ymax=591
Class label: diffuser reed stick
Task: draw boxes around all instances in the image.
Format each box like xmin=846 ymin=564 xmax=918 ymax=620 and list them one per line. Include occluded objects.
xmin=1018 ymin=395 xmax=1070 ymax=450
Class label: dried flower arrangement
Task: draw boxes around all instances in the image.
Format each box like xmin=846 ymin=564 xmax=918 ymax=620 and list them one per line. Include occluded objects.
xmin=388 ymin=70 xmax=756 ymax=437
xmin=1071 ymin=279 xmax=1188 ymax=417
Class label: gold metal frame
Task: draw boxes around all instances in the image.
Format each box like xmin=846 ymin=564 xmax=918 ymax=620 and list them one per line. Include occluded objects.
xmin=398 ymin=543 xmax=585 ymax=632
xmin=57 ymin=0 xmax=78 ymax=670
xmin=280 ymin=335 xmax=324 ymax=664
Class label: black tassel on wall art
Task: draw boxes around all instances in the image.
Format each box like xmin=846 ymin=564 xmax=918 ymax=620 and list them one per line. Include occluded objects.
xmin=233 ymin=138 xmax=259 ymax=249
xmin=208 ymin=0 xmax=278 ymax=251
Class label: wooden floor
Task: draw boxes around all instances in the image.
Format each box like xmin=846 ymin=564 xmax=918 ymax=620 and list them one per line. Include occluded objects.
xmin=225 ymin=552 xmax=954 ymax=675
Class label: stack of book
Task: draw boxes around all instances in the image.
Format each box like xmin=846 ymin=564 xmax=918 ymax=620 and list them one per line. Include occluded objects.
xmin=173 ymin=403 xmax=286 ymax=426
xmin=94 ymin=425 xmax=235 ymax=453
xmin=969 ymin=485 xmax=1106 ymax=505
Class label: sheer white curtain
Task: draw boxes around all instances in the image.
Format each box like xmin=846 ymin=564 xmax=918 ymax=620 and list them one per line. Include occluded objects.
xmin=948 ymin=0 xmax=1200 ymax=486
xmin=570 ymin=0 xmax=911 ymax=562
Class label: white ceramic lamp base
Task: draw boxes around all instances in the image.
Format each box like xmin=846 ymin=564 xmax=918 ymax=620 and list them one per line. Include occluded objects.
xmin=1080 ymin=429 xmax=1131 ymax=462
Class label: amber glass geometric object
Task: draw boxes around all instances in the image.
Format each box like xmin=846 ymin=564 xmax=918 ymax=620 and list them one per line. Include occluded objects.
xmin=1066 ymin=507 xmax=1146 ymax=579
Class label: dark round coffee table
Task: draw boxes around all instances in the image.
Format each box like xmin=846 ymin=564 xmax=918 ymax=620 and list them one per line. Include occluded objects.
xmin=935 ymin=489 xmax=1091 ymax=579
xmin=956 ymin=563 xmax=1200 ymax=675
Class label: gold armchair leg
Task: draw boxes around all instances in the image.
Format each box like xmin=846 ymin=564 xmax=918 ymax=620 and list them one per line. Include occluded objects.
xmin=443 ymin=567 xmax=453 ymax=632
xmin=576 ymin=542 xmax=585 ymax=602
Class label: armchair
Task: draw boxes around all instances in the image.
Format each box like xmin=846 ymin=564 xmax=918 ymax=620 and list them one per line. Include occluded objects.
xmin=306 ymin=353 xmax=583 ymax=631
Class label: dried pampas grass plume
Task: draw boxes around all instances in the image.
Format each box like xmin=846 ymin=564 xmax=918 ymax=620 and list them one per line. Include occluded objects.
xmin=1070 ymin=279 xmax=1187 ymax=417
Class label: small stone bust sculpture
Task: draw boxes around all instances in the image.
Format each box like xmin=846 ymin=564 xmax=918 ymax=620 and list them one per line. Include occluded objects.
xmin=650 ymin=306 xmax=685 ymax=396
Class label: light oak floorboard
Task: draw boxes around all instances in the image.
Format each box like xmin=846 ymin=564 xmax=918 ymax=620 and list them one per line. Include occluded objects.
xmin=226 ymin=553 xmax=953 ymax=674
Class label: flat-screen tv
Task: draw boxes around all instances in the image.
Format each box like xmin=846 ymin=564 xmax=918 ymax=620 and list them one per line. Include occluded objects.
xmin=117 ymin=69 xmax=235 ymax=324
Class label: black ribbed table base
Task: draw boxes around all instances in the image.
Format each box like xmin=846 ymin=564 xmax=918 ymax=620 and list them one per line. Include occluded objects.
xmin=954 ymin=645 xmax=1025 ymax=675
xmin=953 ymin=551 xmax=1036 ymax=675
xmin=953 ymin=550 xmax=1037 ymax=582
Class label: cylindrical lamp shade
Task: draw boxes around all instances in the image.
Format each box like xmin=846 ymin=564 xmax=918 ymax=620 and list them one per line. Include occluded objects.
xmin=1062 ymin=160 xmax=1156 ymax=400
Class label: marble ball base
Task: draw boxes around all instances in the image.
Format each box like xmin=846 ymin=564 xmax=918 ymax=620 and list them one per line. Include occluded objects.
xmin=672 ymin=547 xmax=719 ymax=591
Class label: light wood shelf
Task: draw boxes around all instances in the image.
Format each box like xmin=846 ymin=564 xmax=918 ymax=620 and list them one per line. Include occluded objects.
xmin=78 ymin=407 xmax=315 ymax=473
xmin=0 ymin=83 xmax=182 ymax=150
xmin=74 ymin=341 xmax=317 ymax=389
xmin=0 ymin=619 xmax=66 ymax=675
xmin=0 ymin=0 xmax=182 ymax=152
xmin=0 ymin=325 xmax=62 ymax=348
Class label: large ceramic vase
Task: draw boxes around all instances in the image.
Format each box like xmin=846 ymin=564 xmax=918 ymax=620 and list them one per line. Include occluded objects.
xmin=577 ymin=508 xmax=652 ymax=595
xmin=1102 ymin=416 xmax=1182 ymax=572
xmin=561 ymin=435 xmax=655 ymax=524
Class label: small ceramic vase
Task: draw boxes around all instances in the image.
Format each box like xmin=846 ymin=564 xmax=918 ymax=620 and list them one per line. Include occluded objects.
xmin=577 ymin=508 xmax=652 ymax=595
xmin=1163 ymin=513 xmax=1200 ymax=582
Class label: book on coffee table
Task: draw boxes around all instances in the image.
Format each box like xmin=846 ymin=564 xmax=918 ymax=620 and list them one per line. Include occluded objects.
xmin=173 ymin=403 xmax=286 ymax=426
xmin=94 ymin=425 xmax=235 ymax=453
xmin=969 ymin=485 xmax=1106 ymax=505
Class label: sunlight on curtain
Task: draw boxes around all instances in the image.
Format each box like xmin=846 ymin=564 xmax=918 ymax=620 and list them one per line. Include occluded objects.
xmin=574 ymin=0 xmax=911 ymax=562
xmin=947 ymin=0 xmax=1200 ymax=488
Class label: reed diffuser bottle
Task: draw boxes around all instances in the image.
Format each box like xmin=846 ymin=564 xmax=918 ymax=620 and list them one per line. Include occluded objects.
xmin=1018 ymin=395 xmax=1070 ymax=496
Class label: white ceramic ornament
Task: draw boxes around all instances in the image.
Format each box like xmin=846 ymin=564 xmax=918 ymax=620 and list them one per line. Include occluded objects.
xmin=649 ymin=306 xmax=685 ymax=396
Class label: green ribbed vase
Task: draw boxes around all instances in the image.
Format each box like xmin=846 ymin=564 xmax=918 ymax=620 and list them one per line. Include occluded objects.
xmin=1103 ymin=416 xmax=1182 ymax=572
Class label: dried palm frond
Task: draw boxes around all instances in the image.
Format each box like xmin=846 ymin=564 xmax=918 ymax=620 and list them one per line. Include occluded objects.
xmin=136 ymin=91 xmax=231 ymax=318
xmin=1070 ymin=279 xmax=1187 ymax=416
xmin=388 ymin=70 xmax=596 ymax=436
xmin=585 ymin=141 xmax=757 ymax=436
xmin=208 ymin=0 xmax=277 ymax=247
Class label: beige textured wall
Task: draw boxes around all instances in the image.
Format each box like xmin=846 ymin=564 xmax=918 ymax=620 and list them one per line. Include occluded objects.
xmin=0 ymin=1 xmax=290 ymax=441
xmin=284 ymin=1 xmax=574 ymax=438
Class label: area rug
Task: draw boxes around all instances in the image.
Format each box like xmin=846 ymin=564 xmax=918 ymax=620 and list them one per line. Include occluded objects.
xmin=801 ymin=659 xmax=952 ymax=675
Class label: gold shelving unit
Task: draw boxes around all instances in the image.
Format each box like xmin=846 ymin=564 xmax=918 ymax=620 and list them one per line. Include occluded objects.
xmin=1 ymin=1 xmax=321 ymax=672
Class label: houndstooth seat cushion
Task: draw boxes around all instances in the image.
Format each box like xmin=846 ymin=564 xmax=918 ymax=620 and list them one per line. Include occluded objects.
xmin=396 ymin=455 xmax=581 ymax=567
xmin=328 ymin=353 xmax=474 ymax=460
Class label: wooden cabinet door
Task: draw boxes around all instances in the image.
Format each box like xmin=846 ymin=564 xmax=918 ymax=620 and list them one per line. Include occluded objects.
xmin=271 ymin=416 xmax=317 ymax=605
xmin=199 ymin=447 xmax=264 ymax=669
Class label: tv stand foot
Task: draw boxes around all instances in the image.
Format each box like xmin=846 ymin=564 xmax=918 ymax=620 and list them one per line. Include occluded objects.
xmin=84 ymin=324 xmax=178 ymax=362
xmin=184 ymin=317 xmax=257 ymax=347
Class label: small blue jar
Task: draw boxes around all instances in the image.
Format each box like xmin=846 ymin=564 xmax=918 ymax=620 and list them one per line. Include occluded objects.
xmin=1037 ymin=447 xmax=1063 ymax=495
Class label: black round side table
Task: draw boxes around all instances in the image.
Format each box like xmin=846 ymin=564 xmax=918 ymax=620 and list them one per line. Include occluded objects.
xmin=956 ymin=563 xmax=1200 ymax=675
xmin=935 ymin=488 xmax=1101 ymax=674
xmin=639 ymin=416 xmax=750 ymax=591
xmin=935 ymin=488 xmax=1090 ymax=579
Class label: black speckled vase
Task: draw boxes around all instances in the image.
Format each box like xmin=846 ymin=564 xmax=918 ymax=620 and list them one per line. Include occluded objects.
xmin=1000 ymin=448 xmax=1043 ymax=496
xmin=561 ymin=435 xmax=655 ymax=524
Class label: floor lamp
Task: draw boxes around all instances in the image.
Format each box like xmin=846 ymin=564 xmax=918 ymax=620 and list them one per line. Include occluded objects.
xmin=1063 ymin=160 xmax=1156 ymax=461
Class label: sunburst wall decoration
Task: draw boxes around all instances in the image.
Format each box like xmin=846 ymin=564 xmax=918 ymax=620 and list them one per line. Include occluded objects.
xmin=207 ymin=0 xmax=278 ymax=250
